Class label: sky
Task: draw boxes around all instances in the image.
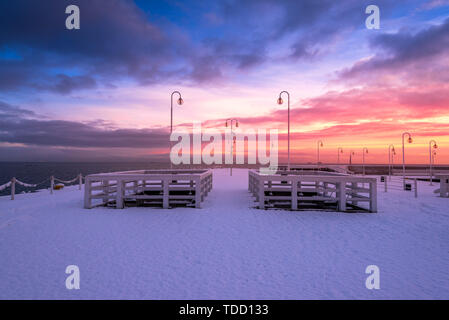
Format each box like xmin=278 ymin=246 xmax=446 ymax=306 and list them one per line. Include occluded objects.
xmin=0 ymin=0 xmax=448 ymax=164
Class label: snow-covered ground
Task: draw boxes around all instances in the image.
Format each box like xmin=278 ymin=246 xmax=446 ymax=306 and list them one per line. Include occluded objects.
xmin=0 ymin=169 xmax=448 ymax=299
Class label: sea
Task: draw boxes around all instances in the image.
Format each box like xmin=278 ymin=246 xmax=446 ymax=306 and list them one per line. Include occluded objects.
xmin=0 ymin=162 xmax=171 ymax=196
xmin=0 ymin=161 xmax=257 ymax=196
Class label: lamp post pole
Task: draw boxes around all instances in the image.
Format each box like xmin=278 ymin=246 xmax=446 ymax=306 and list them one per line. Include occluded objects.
xmin=170 ymin=91 xmax=183 ymax=169
xmin=317 ymin=140 xmax=323 ymax=168
xmin=388 ymin=144 xmax=395 ymax=180
xmin=429 ymin=140 xmax=438 ymax=185
xmin=337 ymin=147 xmax=343 ymax=164
xmin=225 ymin=119 xmax=239 ymax=176
xmin=362 ymin=147 xmax=368 ymax=175
xmin=402 ymin=132 xmax=413 ymax=188
xmin=277 ymin=91 xmax=290 ymax=170
xmin=349 ymin=150 xmax=355 ymax=165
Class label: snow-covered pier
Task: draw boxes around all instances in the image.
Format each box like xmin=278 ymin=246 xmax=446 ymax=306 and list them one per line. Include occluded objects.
xmin=249 ymin=169 xmax=377 ymax=212
xmin=84 ymin=169 xmax=212 ymax=209
xmin=1 ymin=168 xmax=448 ymax=299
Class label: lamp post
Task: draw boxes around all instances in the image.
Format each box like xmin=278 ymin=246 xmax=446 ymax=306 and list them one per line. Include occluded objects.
xmin=225 ymin=119 xmax=239 ymax=176
xmin=170 ymin=91 xmax=184 ymax=169
xmin=429 ymin=140 xmax=438 ymax=185
xmin=432 ymin=150 xmax=437 ymax=183
xmin=388 ymin=144 xmax=396 ymax=180
xmin=362 ymin=147 xmax=369 ymax=175
xmin=349 ymin=150 xmax=355 ymax=165
xmin=402 ymin=132 xmax=413 ymax=187
xmin=317 ymin=140 xmax=323 ymax=168
xmin=277 ymin=91 xmax=290 ymax=170
xmin=337 ymin=147 xmax=343 ymax=164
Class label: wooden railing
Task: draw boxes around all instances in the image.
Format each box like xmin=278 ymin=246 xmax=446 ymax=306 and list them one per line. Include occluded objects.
xmin=84 ymin=169 xmax=212 ymax=209
xmin=249 ymin=170 xmax=377 ymax=212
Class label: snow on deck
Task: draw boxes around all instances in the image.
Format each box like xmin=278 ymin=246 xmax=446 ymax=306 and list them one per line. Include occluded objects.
xmin=0 ymin=169 xmax=448 ymax=299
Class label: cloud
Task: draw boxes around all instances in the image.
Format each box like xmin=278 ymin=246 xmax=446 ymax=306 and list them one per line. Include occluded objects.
xmin=0 ymin=101 xmax=37 ymax=119
xmin=0 ymin=101 xmax=169 ymax=149
xmin=219 ymin=0 xmax=396 ymax=60
xmin=211 ymin=85 xmax=449 ymax=129
xmin=0 ymin=118 xmax=170 ymax=149
xmin=39 ymin=74 xmax=97 ymax=94
xmin=0 ymin=0 xmax=404 ymax=92
xmin=338 ymin=17 xmax=449 ymax=84
xmin=2 ymin=92 xmax=449 ymax=163
xmin=0 ymin=0 xmax=186 ymax=92
xmin=421 ymin=0 xmax=449 ymax=10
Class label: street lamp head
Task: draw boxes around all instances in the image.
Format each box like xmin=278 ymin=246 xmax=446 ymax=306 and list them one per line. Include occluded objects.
xmin=225 ymin=121 xmax=228 ymax=127
xmin=365 ymin=148 xmax=369 ymax=154
xmin=277 ymin=97 xmax=283 ymax=105
xmin=434 ymin=144 xmax=438 ymax=149
xmin=408 ymin=137 xmax=413 ymax=143
xmin=319 ymin=141 xmax=323 ymax=147
xmin=177 ymin=97 xmax=184 ymax=105
xmin=235 ymin=121 xmax=239 ymax=128
xmin=340 ymin=149 xmax=344 ymax=153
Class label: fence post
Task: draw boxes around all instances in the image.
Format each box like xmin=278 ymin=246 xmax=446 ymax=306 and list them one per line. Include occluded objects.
xmin=133 ymin=180 xmax=138 ymax=194
xmin=259 ymin=177 xmax=265 ymax=209
xmin=414 ymin=178 xmax=418 ymax=198
xmin=249 ymin=172 xmax=253 ymax=193
xmin=78 ymin=174 xmax=82 ymax=190
xmin=84 ymin=177 xmax=91 ymax=209
xmin=291 ymin=178 xmax=298 ymax=210
xmin=195 ymin=177 xmax=201 ymax=208
xmin=163 ymin=178 xmax=170 ymax=209
xmin=116 ymin=179 xmax=124 ymax=209
xmin=384 ymin=176 xmax=387 ymax=192
xmin=50 ymin=176 xmax=54 ymax=194
xmin=11 ymin=177 xmax=16 ymax=200
xmin=102 ymin=180 xmax=109 ymax=205
xmin=338 ymin=181 xmax=346 ymax=212
xmin=370 ymin=180 xmax=378 ymax=213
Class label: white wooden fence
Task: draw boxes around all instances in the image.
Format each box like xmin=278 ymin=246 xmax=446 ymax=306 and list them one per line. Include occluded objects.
xmin=249 ymin=170 xmax=377 ymax=212
xmin=84 ymin=169 xmax=212 ymax=209
xmin=436 ymin=175 xmax=449 ymax=197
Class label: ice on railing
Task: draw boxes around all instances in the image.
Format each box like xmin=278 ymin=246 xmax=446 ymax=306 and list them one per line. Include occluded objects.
xmin=0 ymin=181 xmax=12 ymax=191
